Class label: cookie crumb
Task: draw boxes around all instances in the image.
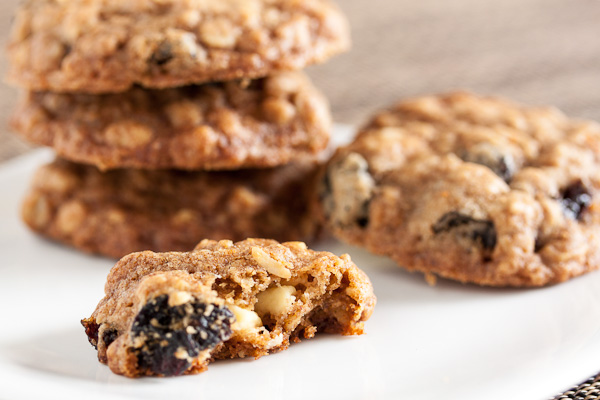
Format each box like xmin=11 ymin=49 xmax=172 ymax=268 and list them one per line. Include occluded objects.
xmin=424 ymin=273 xmax=437 ymax=286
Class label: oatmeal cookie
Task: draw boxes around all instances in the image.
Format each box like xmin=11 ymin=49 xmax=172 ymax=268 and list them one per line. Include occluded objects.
xmin=7 ymin=0 xmax=349 ymax=93
xmin=22 ymin=159 xmax=322 ymax=259
xmin=11 ymin=72 xmax=330 ymax=170
xmin=81 ymin=238 xmax=376 ymax=377
xmin=319 ymin=92 xmax=600 ymax=287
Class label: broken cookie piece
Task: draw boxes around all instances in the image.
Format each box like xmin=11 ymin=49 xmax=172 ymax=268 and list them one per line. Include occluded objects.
xmin=82 ymin=239 xmax=376 ymax=377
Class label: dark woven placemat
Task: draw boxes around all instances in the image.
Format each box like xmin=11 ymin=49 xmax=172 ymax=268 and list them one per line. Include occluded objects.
xmin=552 ymin=372 xmax=600 ymax=400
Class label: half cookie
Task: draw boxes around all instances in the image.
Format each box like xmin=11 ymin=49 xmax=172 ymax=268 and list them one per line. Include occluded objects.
xmin=22 ymin=159 xmax=322 ymax=258
xmin=11 ymin=72 xmax=331 ymax=170
xmin=82 ymin=238 xmax=376 ymax=377
xmin=7 ymin=0 xmax=349 ymax=93
xmin=320 ymin=91 xmax=600 ymax=287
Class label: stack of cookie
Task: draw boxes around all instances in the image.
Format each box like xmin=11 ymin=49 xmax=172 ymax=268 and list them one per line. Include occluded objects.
xmin=6 ymin=0 xmax=350 ymax=258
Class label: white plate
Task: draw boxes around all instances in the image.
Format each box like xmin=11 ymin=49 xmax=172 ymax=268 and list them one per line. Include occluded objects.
xmin=1 ymin=126 xmax=600 ymax=400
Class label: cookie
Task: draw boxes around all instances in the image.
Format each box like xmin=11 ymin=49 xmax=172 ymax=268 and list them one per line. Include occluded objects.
xmin=11 ymin=72 xmax=331 ymax=170
xmin=22 ymin=158 xmax=322 ymax=259
xmin=81 ymin=238 xmax=376 ymax=377
xmin=7 ymin=0 xmax=349 ymax=93
xmin=319 ymin=92 xmax=600 ymax=287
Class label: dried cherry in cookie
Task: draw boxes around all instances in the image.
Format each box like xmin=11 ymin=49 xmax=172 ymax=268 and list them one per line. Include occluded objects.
xmin=81 ymin=318 xmax=100 ymax=349
xmin=132 ymin=295 xmax=234 ymax=377
xmin=320 ymin=92 xmax=600 ymax=286
xmin=560 ymin=181 xmax=592 ymax=220
xmin=149 ymin=42 xmax=174 ymax=66
xmin=321 ymin=153 xmax=375 ymax=228
xmin=102 ymin=328 xmax=119 ymax=349
xmin=461 ymin=143 xmax=516 ymax=182
xmin=432 ymin=212 xmax=497 ymax=253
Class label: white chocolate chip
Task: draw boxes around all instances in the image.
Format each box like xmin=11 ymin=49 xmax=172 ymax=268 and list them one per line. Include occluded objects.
xmin=228 ymin=305 xmax=262 ymax=331
xmin=251 ymin=247 xmax=292 ymax=279
xmin=254 ymin=286 xmax=296 ymax=317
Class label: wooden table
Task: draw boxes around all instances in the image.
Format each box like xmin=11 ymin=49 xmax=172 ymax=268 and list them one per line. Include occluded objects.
xmin=2 ymin=0 xmax=600 ymax=163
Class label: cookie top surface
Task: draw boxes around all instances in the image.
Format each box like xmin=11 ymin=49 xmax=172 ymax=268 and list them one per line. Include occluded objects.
xmin=23 ymin=159 xmax=322 ymax=258
xmin=12 ymin=72 xmax=331 ymax=170
xmin=100 ymin=238 xmax=374 ymax=314
xmin=7 ymin=0 xmax=349 ymax=93
xmin=84 ymin=239 xmax=376 ymax=377
xmin=320 ymin=91 xmax=600 ymax=286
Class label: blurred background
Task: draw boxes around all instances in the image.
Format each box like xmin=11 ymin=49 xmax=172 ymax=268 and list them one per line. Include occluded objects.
xmin=1 ymin=0 xmax=600 ymax=162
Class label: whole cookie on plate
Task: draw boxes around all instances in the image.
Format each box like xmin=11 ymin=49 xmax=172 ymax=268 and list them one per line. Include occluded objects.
xmin=22 ymin=158 xmax=322 ymax=259
xmin=7 ymin=0 xmax=349 ymax=93
xmin=11 ymin=72 xmax=330 ymax=170
xmin=319 ymin=92 xmax=600 ymax=287
xmin=81 ymin=238 xmax=376 ymax=377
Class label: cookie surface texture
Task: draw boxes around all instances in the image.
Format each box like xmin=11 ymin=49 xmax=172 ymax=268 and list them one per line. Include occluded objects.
xmin=320 ymin=92 xmax=600 ymax=286
xmin=22 ymin=159 xmax=322 ymax=258
xmin=82 ymin=238 xmax=376 ymax=377
xmin=12 ymin=72 xmax=331 ymax=170
xmin=7 ymin=0 xmax=350 ymax=93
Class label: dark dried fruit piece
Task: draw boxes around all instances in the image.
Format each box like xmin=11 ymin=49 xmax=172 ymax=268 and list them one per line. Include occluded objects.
xmin=131 ymin=294 xmax=234 ymax=377
xmin=432 ymin=212 xmax=497 ymax=251
xmin=356 ymin=213 xmax=370 ymax=228
xmin=322 ymin=153 xmax=375 ymax=228
xmin=150 ymin=42 xmax=174 ymax=66
xmin=461 ymin=144 xmax=516 ymax=182
xmin=560 ymin=181 xmax=592 ymax=220
xmin=81 ymin=318 xmax=100 ymax=349
xmin=102 ymin=328 xmax=119 ymax=349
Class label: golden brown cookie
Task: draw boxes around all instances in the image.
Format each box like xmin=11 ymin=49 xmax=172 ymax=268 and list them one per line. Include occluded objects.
xmin=7 ymin=0 xmax=349 ymax=93
xmin=319 ymin=92 xmax=600 ymax=287
xmin=22 ymin=159 xmax=322 ymax=259
xmin=82 ymin=238 xmax=376 ymax=377
xmin=11 ymin=72 xmax=331 ymax=170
